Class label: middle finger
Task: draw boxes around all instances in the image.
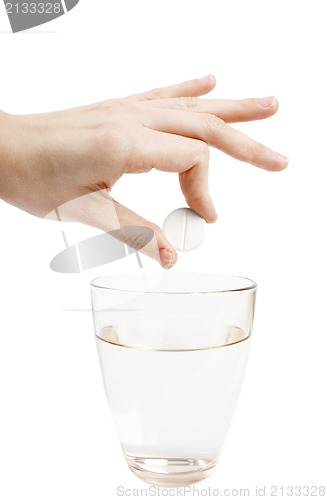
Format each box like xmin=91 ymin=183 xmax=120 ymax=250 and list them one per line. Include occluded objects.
xmin=142 ymin=108 xmax=288 ymax=171
xmin=143 ymin=96 xmax=279 ymax=123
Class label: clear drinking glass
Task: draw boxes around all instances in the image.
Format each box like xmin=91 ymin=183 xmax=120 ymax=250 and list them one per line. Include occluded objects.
xmin=91 ymin=273 xmax=257 ymax=487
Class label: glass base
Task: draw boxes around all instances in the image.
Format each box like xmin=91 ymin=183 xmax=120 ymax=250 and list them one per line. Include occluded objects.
xmin=125 ymin=455 xmax=218 ymax=487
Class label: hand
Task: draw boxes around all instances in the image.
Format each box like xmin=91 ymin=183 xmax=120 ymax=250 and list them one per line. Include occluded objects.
xmin=0 ymin=75 xmax=288 ymax=268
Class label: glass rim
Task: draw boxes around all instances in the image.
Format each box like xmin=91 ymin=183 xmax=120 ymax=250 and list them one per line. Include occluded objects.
xmin=90 ymin=272 xmax=257 ymax=295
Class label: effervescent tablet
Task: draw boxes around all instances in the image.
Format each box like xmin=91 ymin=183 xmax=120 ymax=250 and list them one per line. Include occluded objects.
xmin=163 ymin=208 xmax=207 ymax=252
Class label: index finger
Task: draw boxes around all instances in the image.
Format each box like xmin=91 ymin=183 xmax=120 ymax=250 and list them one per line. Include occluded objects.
xmin=126 ymin=74 xmax=216 ymax=101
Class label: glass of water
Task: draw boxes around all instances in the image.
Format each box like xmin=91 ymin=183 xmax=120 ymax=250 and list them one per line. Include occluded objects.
xmin=91 ymin=273 xmax=257 ymax=487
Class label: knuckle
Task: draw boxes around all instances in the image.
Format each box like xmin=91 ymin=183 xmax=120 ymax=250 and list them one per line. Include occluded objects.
xmin=102 ymin=98 xmax=126 ymax=110
xmin=107 ymin=98 xmax=141 ymax=115
xmin=124 ymin=138 xmax=153 ymax=174
xmin=148 ymin=221 xmax=161 ymax=235
xmin=249 ymin=97 xmax=258 ymax=108
xmin=102 ymin=98 xmax=142 ymax=117
xmin=204 ymin=114 xmax=225 ymax=137
xmin=237 ymin=98 xmax=253 ymax=110
xmin=93 ymin=122 xmax=129 ymax=159
xmin=185 ymin=189 xmax=202 ymax=202
xmin=194 ymin=141 xmax=210 ymax=164
xmin=143 ymin=88 xmax=162 ymax=101
xmin=176 ymin=96 xmax=198 ymax=109
xmin=125 ymin=226 xmax=156 ymax=250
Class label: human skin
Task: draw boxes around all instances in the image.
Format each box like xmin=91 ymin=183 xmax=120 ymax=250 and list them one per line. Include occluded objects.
xmin=0 ymin=75 xmax=288 ymax=268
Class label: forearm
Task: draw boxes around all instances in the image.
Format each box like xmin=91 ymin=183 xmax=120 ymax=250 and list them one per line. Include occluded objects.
xmin=0 ymin=110 xmax=20 ymax=204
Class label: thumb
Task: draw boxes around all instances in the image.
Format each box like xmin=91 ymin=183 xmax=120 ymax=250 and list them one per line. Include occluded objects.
xmin=47 ymin=191 xmax=178 ymax=269
xmin=110 ymin=198 xmax=178 ymax=269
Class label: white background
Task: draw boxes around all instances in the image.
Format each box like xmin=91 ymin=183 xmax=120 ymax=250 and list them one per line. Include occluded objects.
xmin=0 ymin=1 xmax=326 ymax=498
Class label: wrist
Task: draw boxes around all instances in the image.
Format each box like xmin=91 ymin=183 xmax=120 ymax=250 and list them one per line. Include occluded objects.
xmin=0 ymin=112 xmax=43 ymax=213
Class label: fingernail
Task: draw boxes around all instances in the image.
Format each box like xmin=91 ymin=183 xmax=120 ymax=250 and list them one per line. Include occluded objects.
xmin=159 ymin=248 xmax=176 ymax=270
xmin=201 ymin=74 xmax=215 ymax=82
xmin=255 ymin=96 xmax=276 ymax=108
xmin=274 ymin=153 xmax=289 ymax=166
